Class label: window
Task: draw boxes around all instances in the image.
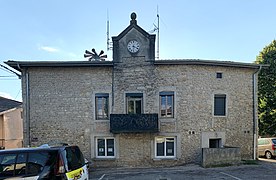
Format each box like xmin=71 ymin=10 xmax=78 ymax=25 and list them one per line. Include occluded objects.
xmin=0 ymin=151 xmax=56 ymax=178
xmin=160 ymin=92 xmax=174 ymax=118
xmin=15 ymin=153 xmax=27 ymax=176
xmin=65 ymin=146 xmax=85 ymax=170
xmin=216 ymin=72 xmax=222 ymax=79
xmin=155 ymin=137 xmax=176 ymax=158
xmin=27 ymin=152 xmax=55 ymax=175
xmin=126 ymin=93 xmax=143 ymax=114
xmin=209 ymin=138 xmax=222 ymax=148
xmin=214 ymin=94 xmax=226 ymax=116
xmin=95 ymin=93 xmax=109 ymax=120
xmin=96 ymin=138 xmax=115 ymax=158
xmin=0 ymin=154 xmax=17 ymax=177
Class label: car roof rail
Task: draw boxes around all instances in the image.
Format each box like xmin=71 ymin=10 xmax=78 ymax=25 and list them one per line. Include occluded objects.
xmin=40 ymin=140 xmax=70 ymax=147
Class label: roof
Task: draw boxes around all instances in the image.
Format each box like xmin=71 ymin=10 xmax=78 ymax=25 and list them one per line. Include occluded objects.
xmin=0 ymin=145 xmax=77 ymax=153
xmin=154 ymin=59 xmax=268 ymax=69
xmin=5 ymin=60 xmax=114 ymax=71
xmin=0 ymin=96 xmax=22 ymax=113
xmin=5 ymin=59 xmax=267 ymax=72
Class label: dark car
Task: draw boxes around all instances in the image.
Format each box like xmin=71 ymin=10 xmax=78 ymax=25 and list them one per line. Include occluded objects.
xmin=0 ymin=145 xmax=89 ymax=179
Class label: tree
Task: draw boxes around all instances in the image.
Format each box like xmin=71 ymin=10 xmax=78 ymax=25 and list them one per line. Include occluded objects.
xmin=256 ymin=40 xmax=276 ymax=136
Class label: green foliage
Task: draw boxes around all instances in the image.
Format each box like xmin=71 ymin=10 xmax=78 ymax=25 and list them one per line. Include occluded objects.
xmin=256 ymin=40 xmax=276 ymax=136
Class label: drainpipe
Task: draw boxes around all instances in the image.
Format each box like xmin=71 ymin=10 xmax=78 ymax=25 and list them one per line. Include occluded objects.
xmin=26 ymin=70 xmax=30 ymax=147
xmin=253 ymin=65 xmax=262 ymax=160
xmin=17 ymin=64 xmax=30 ymax=147
xmin=111 ymin=62 xmax=114 ymax=114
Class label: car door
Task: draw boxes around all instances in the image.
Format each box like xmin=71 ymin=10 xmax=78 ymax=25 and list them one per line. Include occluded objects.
xmin=258 ymin=139 xmax=265 ymax=156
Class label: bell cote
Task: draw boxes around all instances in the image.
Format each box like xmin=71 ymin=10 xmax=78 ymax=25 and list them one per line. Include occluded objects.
xmin=112 ymin=12 xmax=156 ymax=63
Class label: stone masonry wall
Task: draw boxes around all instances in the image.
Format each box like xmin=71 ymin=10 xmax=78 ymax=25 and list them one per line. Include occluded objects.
xmin=155 ymin=64 xmax=255 ymax=162
xmin=22 ymin=63 xmax=256 ymax=167
xmin=25 ymin=67 xmax=112 ymax=159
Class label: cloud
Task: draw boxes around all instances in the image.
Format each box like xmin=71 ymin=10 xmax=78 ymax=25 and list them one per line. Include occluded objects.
xmin=39 ymin=45 xmax=59 ymax=53
xmin=37 ymin=44 xmax=80 ymax=59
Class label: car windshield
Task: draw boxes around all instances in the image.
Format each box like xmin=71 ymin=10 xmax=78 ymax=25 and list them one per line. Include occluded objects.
xmin=64 ymin=146 xmax=85 ymax=171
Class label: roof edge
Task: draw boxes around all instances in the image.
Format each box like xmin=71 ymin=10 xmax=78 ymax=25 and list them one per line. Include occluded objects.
xmin=0 ymin=106 xmax=22 ymax=115
xmin=5 ymin=60 xmax=114 ymax=72
xmin=154 ymin=59 xmax=268 ymax=69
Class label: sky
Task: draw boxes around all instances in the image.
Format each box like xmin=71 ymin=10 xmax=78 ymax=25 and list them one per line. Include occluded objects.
xmin=0 ymin=0 xmax=276 ymax=102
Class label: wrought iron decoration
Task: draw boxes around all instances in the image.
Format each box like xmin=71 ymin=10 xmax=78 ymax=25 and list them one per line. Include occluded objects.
xmin=84 ymin=48 xmax=107 ymax=61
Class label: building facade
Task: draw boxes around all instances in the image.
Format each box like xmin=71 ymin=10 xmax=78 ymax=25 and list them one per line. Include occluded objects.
xmin=0 ymin=97 xmax=23 ymax=149
xmin=6 ymin=13 xmax=261 ymax=167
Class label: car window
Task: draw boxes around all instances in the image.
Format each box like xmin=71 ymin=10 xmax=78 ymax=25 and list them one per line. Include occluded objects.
xmin=15 ymin=153 xmax=27 ymax=176
xmin=27 ymin=151 xmax=55 ymax=175
xmin=0 ymin=154 xmax=17 ymax=177
xmin=65 ymin=146 xmax=85 ymax=171
xmin=265 ymin=139 xmax=270 ymax=144
xmin=271 ymin=139 xmax=276 ymax=144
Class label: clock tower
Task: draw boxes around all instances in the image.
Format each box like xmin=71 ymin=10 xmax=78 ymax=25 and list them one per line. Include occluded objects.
xmin=112 ymin=12 xmax=156 ymax=63
xmin=111 ymin=12 xmax=157 ymax=114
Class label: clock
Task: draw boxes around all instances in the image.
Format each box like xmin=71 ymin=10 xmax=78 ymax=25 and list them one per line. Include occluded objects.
xmin=127 ymin=40 xmax=140 ymax=53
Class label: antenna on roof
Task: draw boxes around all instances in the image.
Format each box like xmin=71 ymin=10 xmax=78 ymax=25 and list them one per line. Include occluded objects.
xmin=148 ymin=6 xmax=160 ymax=60
xmin=156 ymin=6 xmax=160 ymax=60
xmin=107 ymin=10 xmax=113 ymax=51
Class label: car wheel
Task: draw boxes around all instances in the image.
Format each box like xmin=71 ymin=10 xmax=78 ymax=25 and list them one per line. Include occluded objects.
xmin=265 ymin=151 xmax=272 ymax=159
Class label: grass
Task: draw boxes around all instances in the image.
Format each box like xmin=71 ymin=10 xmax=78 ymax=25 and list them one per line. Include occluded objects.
xmin=241 ymin=160 xmax=259 ymax=165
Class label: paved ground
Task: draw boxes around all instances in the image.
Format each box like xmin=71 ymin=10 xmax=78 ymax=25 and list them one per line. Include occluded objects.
xmin=89 ymin=158 xmax=276 ymax=180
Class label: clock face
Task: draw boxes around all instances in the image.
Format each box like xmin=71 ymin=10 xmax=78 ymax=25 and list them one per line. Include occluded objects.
xmin=127 ymin=40 xmax=140 ymax=53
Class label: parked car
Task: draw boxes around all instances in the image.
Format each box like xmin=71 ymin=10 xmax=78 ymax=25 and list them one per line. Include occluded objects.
xmin=258 ymin=137 xmax=276 ymax=159
xmin=0 ymin=145 xmax=89 ymax=179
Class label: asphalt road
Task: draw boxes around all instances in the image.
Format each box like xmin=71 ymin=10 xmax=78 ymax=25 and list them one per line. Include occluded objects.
xmin=90 ymin=158 xmax=276 ymax=180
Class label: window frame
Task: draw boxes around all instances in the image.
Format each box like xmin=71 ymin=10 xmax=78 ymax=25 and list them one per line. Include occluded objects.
xmin=214 ymin=94 xmax=226 ymax=116
xmin=95 ymin=93 xmax=109 ymax=120
xmin=159 ymin=91 xmax=174 ymax=118
xmin=126 ymin=93 xmax=143 ymax=114
xmin=154 ymin=136 xmax=176 ymax=159
xmin=95 ymin=137 xmax=115 ymax=158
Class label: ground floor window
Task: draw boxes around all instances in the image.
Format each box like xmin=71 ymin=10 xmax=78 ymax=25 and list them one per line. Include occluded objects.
xmin=96 ymin=137 xmax=115 ymax=158
xmin=209 ymin=138 xmax=222 ymax=148
xmin=155 ymin=137 xmax=176 ymax=158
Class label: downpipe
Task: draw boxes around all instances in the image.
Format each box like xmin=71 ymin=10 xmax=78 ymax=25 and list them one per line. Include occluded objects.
xmin=253 ymin=65 xmax=262 ymax=160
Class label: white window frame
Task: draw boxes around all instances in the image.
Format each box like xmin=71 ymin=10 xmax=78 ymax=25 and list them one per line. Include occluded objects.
xmin=96 ymin=137 xmax=115 ymax=158
xmin=155 ymin=137 xmax=176 ymax=158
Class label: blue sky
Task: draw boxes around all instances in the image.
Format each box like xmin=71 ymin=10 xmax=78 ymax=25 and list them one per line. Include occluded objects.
xmin=1 ymin=0 xmax=276 ymax=101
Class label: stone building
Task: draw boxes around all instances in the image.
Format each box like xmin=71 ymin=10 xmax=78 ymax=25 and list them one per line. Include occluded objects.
xmin=6 ymin=13 xmax=262 ymax=167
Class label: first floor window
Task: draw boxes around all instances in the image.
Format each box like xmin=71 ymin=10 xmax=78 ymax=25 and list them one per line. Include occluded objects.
xmin=95 ymin=93 xmax=109 ymax=120
xmin=155 ymin=137 xmax=176 ymax=158
xmin=96 ymin=137 xmax=115 ymax=158
xmin=214 ymin=94 xmax=226 ymax=116
xmin=160 ymin=92 xmax=174 ymax=118
xmin=126 ymin=93 xmax=143 ymax=114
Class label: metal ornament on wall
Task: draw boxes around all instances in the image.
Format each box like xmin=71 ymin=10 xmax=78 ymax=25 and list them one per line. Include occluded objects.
xmin=84 ymin=48 xmax=107 ymax=61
